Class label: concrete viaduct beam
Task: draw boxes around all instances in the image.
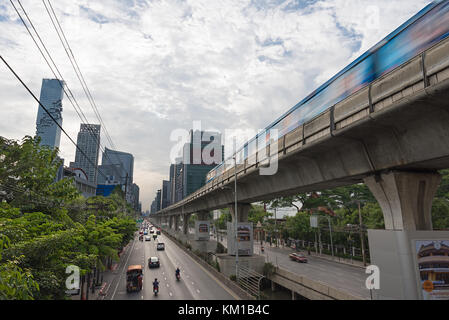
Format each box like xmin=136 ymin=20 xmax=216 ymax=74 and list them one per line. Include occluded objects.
xmin=364 ymin=171 xmax=441 ymax=231
xmin=229 ymin=203 xmax=252 ymax=223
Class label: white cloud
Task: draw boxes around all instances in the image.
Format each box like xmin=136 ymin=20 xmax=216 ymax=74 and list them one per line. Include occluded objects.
xmin=0 ymin=0 xmax=432 ymax=209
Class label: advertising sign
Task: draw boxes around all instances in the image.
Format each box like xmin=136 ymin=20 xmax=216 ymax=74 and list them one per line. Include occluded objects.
xmin=415 ymin=240 xmax=449 ymax=300
xmin=227 ymin=222 xmax=253 ymax=256
xmin=310 ymin=215 xmax=318 ymax=228
xmin=195 ymin=221 xmax=210 ymax=241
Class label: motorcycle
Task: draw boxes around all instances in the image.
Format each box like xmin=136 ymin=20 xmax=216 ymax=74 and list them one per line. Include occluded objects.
xmin=176 ymin=273 xmax=180 ymax=281
xmin=261 ymin=246 xmax=265 ymax=253
xmin=153 ymin=285 xmax=159 ymax=296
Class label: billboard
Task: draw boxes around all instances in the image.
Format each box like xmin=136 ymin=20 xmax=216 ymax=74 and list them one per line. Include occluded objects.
xmin=227 ymin=222 xmax=253 ymax=256
xmin=414 ymin=240 xmax=449 ymax=300
xmin=195 ymin=221 xmax=210 ymax=241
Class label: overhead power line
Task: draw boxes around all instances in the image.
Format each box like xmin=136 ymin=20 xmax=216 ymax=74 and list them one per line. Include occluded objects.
xmin=42 ymin=0 xmax=130 ymax=187
xmin=0 ymin=54 xmax=108 ymax=180
xmin=10 ymin=0 xmax=128 ymax=185
xmin=43 ymin=0 xmax=117 ymax=151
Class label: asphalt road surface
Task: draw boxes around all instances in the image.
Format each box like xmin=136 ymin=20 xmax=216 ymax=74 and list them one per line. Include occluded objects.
xmin=105 ymin=232 xmax=238 ymax=300
xmin=218 ymin=236 xmax=370 ymax=299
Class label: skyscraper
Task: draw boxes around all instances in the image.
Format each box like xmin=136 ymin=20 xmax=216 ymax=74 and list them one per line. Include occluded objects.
xmin=70 ymin=123 xmax=101 ymax=184
xmin=101 ymin=147 xmax=134 ymax=202
xmin=181 ymin=130 xmax=224 ymax=198
xmin=161 ymin=180 xmax=170 ymax=209
xmin=36 ymin=79 xmax=64 ymax=148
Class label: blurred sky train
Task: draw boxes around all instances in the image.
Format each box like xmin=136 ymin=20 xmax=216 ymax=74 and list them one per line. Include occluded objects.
xmin=206 ymin=0 xmax=449 ymax=184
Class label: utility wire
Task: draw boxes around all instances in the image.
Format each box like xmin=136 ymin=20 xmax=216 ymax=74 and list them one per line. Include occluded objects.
xmin=11 ymin=0 xmax=126 ymax=184
xmin=0 ymin=54 xmax=109 ymax=181
xmin=43 ymin=0 xmax=117 ymax=151
xmin=9 ymin=0 xmax=108 ymax=180
xmin=43 ymin=0 xmax=130 ymax=188
xmin=44 ymin=1 xmax=130 ymax=189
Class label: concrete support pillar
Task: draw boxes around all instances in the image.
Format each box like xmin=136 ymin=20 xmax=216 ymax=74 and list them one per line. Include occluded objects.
xmin=169 ymin=216 xmax=173 ymax=229
xmin=183 ymin=213 xmax=191 ymax=235
xmin=174 ymin=215 xmax=179 ymax=232
xmin=291 ymin=290 xmax=296 ymax=300
xmin=364 ymin=171 xmax=441 ymax=231
xmin=271 ymin=280 xmax=276 ymax=292
xmin=229 ymin=203 xmax=251 ymax=222
xmin=364 ymin=171 xmax=445 ymax=300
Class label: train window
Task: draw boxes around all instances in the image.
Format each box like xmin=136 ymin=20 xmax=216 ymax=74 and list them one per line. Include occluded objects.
xmin=247 ymin=138 xmax=257 ymax=164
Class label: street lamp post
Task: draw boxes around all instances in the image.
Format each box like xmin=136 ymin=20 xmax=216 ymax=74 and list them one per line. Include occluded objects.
xmin=233 ymin=155 xmax=238 ymax=280
xmin=327 ymin=216 xmax=334 ymax=257
xmin=357 ymin=200 xmax=367 ymax=266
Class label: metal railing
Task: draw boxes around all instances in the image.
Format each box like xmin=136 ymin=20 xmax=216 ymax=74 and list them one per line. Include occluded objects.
xmin=236 ymin=264 xmax=264 ymax=300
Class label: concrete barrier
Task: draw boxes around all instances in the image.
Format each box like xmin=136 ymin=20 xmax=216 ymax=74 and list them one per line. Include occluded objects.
xmin=267 ymin=266 xmax=366 ymax=300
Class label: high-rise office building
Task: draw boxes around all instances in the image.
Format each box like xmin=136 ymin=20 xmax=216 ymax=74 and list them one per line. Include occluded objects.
xmin=131 ymin=183 xmax=140 ymax=212
xmin=169 ymin=164 xmax=175 ymax=205
xmin=70 ymin=123 xmax=101 ymax=184
xmin=181 ymin=130 xmax=224 ymax=198
xmin=174 ymin=160 xmax=184 ymax=203
xmin=101 ymin=147 xmax=134 ymax=202
xmin=36 ymin=79 xmax=64 ymax=149
xmin=156 ymin=189 xmax=161 ymax=212
xmin=161 ymin=180 xmax=170 ymax=209
xmin=169 ymin=157 xmax=183 ymax=205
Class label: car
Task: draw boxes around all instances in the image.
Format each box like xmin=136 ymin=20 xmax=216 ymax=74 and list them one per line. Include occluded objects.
xmin=289 ymin=252 xmax=308 ymax=263
xmin=144 ymin=230 xmax=148 ymax=235
xmin=157 ymin=243 xmax=165 ymax=251
xmin=148 ymin=256 xmax=160 ymax=268
xmin=139 ymin=230 xmax=143 ymax=235
xmin=145 ymin=236 xmax=151 ymax=241
xmin=150 ymin=229 xmax=154 ymax=234
xmin=156 ymin=230 xmax=161 ymax=235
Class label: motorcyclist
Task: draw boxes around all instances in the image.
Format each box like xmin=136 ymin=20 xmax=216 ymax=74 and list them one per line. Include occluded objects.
xmin=175 ymin=267 xmax=181 ymax=279
xmin=153 ymin=278 xmax=159 ymax=291
xmin=261 ymin=245 xmax=265 ymax=253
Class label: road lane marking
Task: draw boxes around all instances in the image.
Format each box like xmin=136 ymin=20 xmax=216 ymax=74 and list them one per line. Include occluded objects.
xmin=164 ymin=234 xmax=240 ymax=300
xmin=111 ymin=238 xmax=137 ymax=300
xmin=169 ymin=292 xmax=173 ymax=297
xmin=196 ymin=289 xmax=200 ymax=293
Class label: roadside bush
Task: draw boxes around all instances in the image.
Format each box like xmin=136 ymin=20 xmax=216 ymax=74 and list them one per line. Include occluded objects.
xmin=262 ymin=262 xmax=276 ymax=277
xmin=216 ymin=242 xmax=227 ymax=254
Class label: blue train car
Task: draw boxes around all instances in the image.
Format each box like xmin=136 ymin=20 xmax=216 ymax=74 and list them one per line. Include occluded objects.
xmin=206 ymin=0 xmax=449 ymax=184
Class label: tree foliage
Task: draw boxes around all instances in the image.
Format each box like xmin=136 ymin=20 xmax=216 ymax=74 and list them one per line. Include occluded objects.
xmin=0 ymin=136 xmax=138 ymax=299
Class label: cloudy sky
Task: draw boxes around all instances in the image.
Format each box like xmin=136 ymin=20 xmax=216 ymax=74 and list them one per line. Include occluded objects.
xmin=0 ymin=0 xmax=432 ymax=210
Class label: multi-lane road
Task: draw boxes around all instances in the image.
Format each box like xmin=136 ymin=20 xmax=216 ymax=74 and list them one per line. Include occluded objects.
xmin=103 ymin=231 xmax=238 ymax=300
xmin=216 ymin=235 xmax=370 ymax=299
